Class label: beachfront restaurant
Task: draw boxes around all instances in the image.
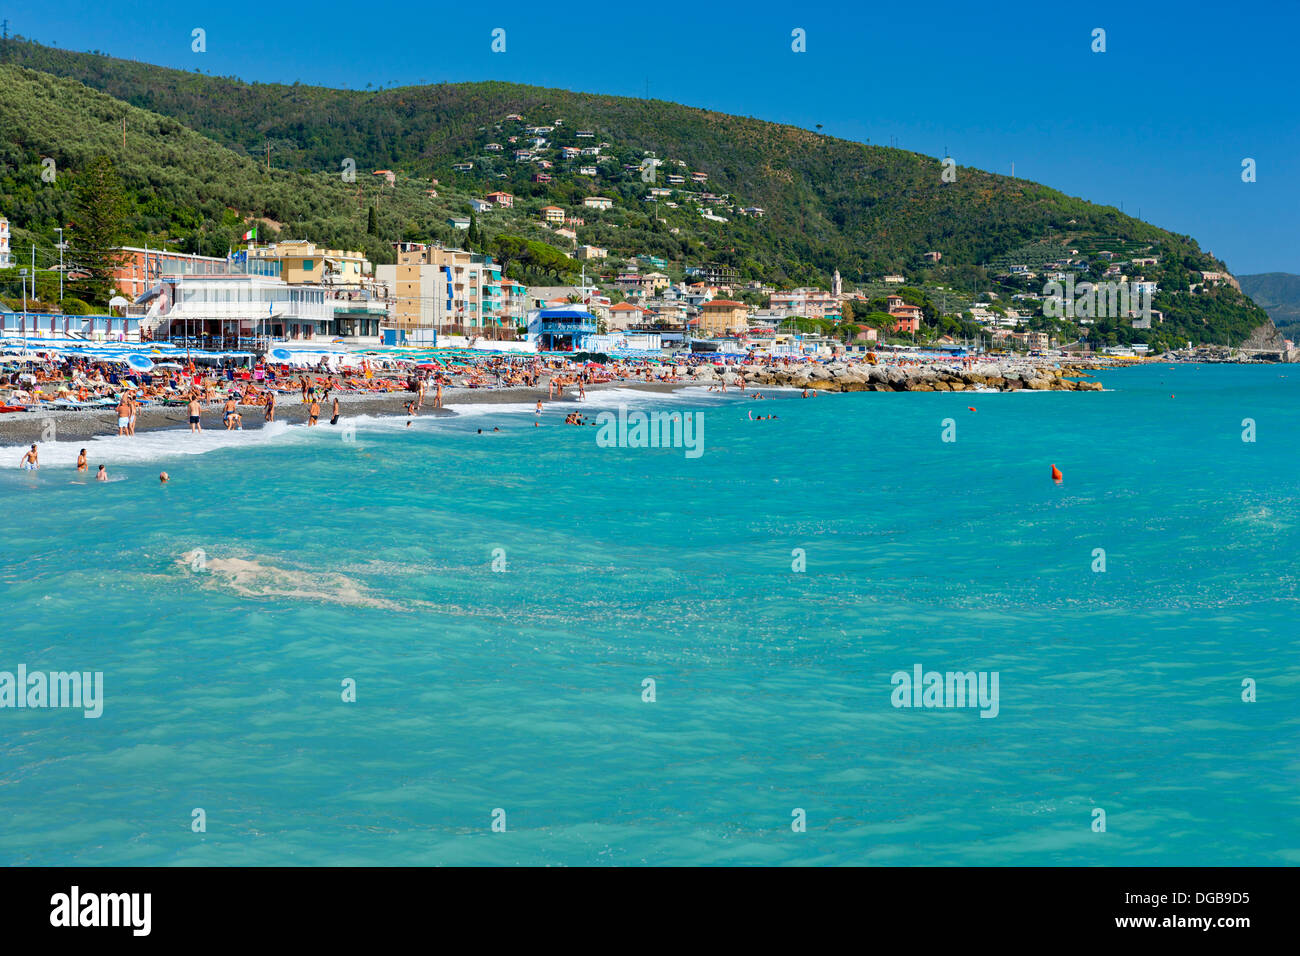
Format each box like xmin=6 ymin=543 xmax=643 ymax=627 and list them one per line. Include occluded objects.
xmin=526 ymin=307 xmax=598 ymax=352
xmin=138 ymin=273 xmax=334 ymax=349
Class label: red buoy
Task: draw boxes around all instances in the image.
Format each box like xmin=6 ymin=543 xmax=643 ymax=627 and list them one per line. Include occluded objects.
xmin=1051 ymin=464 xmax=1063 ymax=483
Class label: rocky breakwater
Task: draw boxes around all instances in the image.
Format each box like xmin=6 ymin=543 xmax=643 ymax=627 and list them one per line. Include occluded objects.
xmin=686 ymin=361 xmax=1104 ymax=393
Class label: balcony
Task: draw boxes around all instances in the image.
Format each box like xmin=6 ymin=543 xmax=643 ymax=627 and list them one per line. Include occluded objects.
xmin=539 ymin=320 xmax=597 ymax=335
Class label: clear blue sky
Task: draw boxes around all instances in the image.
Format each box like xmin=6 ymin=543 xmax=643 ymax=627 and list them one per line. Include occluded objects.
xmin=12 ymin=0 xmax=1300 ymax=273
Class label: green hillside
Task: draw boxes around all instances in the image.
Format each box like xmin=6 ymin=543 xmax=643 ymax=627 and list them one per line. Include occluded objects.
xmin=0 ymin=36 xmax=1274 ymax=348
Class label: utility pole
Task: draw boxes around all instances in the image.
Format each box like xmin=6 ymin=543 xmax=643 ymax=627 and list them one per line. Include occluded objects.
xmin=122 ymin=116 xmax=126 ymax=149
xmin=55 ymin=227 xmax=64 ymax=304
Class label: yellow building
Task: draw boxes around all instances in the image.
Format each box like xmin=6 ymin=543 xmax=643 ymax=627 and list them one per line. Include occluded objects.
xmin=251 ymin=240 xmax=371 ymax=287
xmin=698 ymin=299 xmax=749 ymax=336
xmin=385 ymin=243 xmax=509 ymax=337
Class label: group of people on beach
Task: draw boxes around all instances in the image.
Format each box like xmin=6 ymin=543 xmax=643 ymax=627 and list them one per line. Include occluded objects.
xmin=8 ymin=349 xmax=821 ymax=477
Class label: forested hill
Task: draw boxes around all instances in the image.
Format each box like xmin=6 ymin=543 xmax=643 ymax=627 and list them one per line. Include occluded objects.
xmin=0 ymin=37 xmax=1229 ymax=282
xmin=0 ymin=36 xmax=1276 ymax=347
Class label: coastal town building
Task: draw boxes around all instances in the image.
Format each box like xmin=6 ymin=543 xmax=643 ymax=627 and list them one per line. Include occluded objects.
xmin=540 ymin=205 xmax=565 ymax=225
xmin=698 ymin=299 xmax=750 ymax=336
xmin=249 ymin=241 xmax=384 ymax=338
xmin=135 ymin=271 xmax=333 ymax=344
xmin=769 ymin=287 xmax=837 ymax=319
xmin=111 ymin=246 xmax=231 ymax=300
xmin=250 ymin=241 xmax=371 ymax=289
xmin=885 ymin=294 xmax=924 ymax=333
xmin=683 ymin=264 xmax=740 ymax=289
xmin=527 ymin=306 xmax=598 ymax=351
xmin=641 ymin=298 xmax=689 ymax=325
xmin=0 ymin=216 xmax=10 ymax=268
xmin=583 ymin=196 xmax=614 ymax=210
xmin=608 ymin=301 xmax=648 ymax=329
xmin=379 ymin=242 xmax=513 ymax=341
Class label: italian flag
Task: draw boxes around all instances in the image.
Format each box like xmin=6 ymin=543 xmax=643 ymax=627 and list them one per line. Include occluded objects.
xmin=241 ymin=226 xmax=258 ymax=241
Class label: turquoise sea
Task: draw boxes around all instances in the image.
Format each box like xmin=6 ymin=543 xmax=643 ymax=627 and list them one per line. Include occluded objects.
xmin=1 ymin=363 xmax=1297 ymax=866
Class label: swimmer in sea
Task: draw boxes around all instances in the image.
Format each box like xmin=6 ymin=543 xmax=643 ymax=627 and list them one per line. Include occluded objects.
xmin=536 ymin=400 xmax=543 ymax=415
xmin=76 ymin=449 xmax=88 ymax=472
xmin=19 ymin=444 xmax=38 ymax=470
xmin=159 ymin=471 xmax=169 ymax=483
xmin=309 ymin=398 xmax=320 ymax=426
xmin=330 ymin=397 xmax=340 ymax=426
xmin=223 ymin=397 xmax=238 ymax=430
xmin=95 ymin=465 xmax=107 ymax=481
xmin=265 ymin=390 xmax=276 ymax=423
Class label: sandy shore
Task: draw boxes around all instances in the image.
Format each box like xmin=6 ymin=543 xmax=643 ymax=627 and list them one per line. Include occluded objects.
xmin=0 ymin=380 xmax=688 ymax=446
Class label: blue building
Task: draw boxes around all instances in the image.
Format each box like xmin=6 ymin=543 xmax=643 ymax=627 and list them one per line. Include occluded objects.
xmin=527 ymin=307 xmax=598 ymax=352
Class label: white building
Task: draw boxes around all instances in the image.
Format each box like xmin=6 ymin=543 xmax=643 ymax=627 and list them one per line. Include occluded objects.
xmin=138 ymin=272 xmax=334 ymax=343
xmin=0 ymin=216 xmax=10 ymax=269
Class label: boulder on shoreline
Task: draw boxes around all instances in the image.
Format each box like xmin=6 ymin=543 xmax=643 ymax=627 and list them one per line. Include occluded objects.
xmin=700 ymin=359 xmax=1102 ymax=393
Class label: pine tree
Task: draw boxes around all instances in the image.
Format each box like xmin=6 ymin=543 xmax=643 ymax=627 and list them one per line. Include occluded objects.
xmin=68 ymin=155 xmax=129 ymax=305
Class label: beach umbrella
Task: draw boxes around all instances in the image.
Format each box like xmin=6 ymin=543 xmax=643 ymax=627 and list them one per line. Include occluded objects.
xmin=125 ymin=353 xmax=155 ymax=373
